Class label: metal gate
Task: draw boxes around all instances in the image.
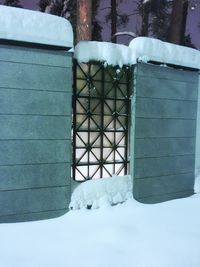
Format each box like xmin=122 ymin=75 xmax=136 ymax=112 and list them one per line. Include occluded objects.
xmin=72 ymin=61 xmax=131 ymax=181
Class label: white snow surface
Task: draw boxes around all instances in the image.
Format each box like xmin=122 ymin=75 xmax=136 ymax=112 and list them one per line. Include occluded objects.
xmin=0 ymin=5 xmax=73 ymax=48
xmin=74 ymin=41 xmax=136 ymax=67
xmin=129 ymin=37 xmax=200 ymax=69
xmin=70 ymin=175 xmax=133 ymax=209
xmin=1 ymin=196 xmax=200 ymax=267
xmin=194 ymin=175 xmax=200 ymax=193
xmin=75 ymin=38 xmax=200 ymax=69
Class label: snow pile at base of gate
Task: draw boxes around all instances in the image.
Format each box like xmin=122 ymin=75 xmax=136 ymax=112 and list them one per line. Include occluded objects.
xmin=69 ymin=175 xmax=133 ymax=210
xmin=0 ymin=5 xmax=73 ymax=48
xmin=75 ymin=38 xmax=200 ymax=69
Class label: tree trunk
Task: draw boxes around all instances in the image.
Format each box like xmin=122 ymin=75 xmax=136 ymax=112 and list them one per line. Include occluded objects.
xmin=181 ymin=0 xmax=189 ymax=44
xmin=76 ymin=0 xmax=92 ymax=42
xmin=141 ymin=2 xmax=150 ymax=36
xmin=111 ymin=0 xmax=117 ymax=43
xmin=168 ymin=0 xmax=188 ymax=45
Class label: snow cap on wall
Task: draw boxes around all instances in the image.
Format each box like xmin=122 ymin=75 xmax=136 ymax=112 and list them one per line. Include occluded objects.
xmin=74 ymin=41 xmax=136 ymax=67
xmin=75 ymin=38 xmax=200 ymax=69
xmin=129 ymin=37 xmax=200 ymax=69
xmin=0 ymin=5 xmax=73 ymax=48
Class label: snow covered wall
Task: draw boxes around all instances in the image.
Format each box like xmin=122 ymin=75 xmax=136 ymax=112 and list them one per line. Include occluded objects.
xmin=0 ymin=6 xmax=73 ymax=222
xmin=0 ymin=5 xmax=73 ymax=48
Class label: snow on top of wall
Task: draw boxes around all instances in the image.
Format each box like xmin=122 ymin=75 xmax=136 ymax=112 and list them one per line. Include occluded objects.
xmin=0 ymin=5 xmax=73 ymax=48
xmin=75 ymin=38 xmax=200 ymax=69
xmin=129 ymin=37 xmax=200 ymax=69
xmin=74 ymin=41 xmax=136 ymax=67
xmin=69 ymin=175 xmax=133 ymax=210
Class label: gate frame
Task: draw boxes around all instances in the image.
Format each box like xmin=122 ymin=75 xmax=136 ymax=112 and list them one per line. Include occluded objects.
xmin=72 ymin=60 xmax=132 ymax=181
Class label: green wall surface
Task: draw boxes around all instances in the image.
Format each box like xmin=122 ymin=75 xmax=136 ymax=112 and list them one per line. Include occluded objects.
xmin=0 ymin=44 xmax=72 ymax=222
xmin=132 ymin=63 xmax=199 ymax=203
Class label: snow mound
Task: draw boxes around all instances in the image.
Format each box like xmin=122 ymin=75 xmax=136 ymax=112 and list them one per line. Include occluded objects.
xmin=74 ymin=41 xmax=136 ymax=67
xmin=1 ymin=195 xmax=200 ymax=267
xmin=69 ymin=175 xmax=133 ymax=209
xmin=0 ymin=5 xmax=73 ymax=48
xmin=129 ymin=37 xmax=200 ymax=69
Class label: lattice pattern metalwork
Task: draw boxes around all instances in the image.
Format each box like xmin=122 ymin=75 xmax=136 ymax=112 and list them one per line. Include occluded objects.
xmin=72 ymin=61 xmax=131 ymax=181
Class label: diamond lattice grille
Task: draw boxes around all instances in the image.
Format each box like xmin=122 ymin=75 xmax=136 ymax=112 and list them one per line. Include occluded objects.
xmin=72 ymin=61 xmax=131 ymax=181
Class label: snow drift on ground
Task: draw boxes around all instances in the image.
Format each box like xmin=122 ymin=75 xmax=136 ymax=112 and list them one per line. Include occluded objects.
xmin=0 ymin=5 xmax=73 ymax=48
xmin=0 ymin=196 xmax=200 ymax=267
xmin=70 ymin=175 xmax=133 ymax=209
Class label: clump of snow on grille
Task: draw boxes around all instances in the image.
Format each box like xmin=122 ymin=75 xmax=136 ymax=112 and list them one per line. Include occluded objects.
xmin=69 ymin=175 xmax=133 ymax=209
xmin=0 ymin=5 xmax=73 ymax=48
xmin=74 ymin=41 xmax=136 ymax=67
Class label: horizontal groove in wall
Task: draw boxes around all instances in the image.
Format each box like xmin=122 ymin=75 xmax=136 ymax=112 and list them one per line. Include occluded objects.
xmin=135 ymin=136 xmax=195 ymax=140
xmin=0 ymin=185 xmax=69 ymax=193
xmin=0 ymin=86 xmax=71 ymax=93
xmin=134 ymin=171 xmax=194 ymax=180
xmin=0 ymin=161 xmax=70 ymax=167
xmin=0 ymin=59 xmax=70 ymax=69
xmin=136 ymin=117 xmax=196 ymax=121
xmin=0 ymin=45 xmax=72 ymax=67
xmin=0 ymin=208 xmax=68 ymax=219
xmin=136 ymin=74 xmax=198 ymax=84
xmin=136 ymin=189 xmax=194 ymax=200
xmin=135 ymin=154 xmax=195 ymax=160
xmin=0 ymin=138 xmax=71 ymax=141
xmin=135 ymin=135 xmax=196 ymax=139
xmin=0 ymin=113 xmax=71 ymax=117
xmin=0 ymin=138 xmax=70 ymax=141
xmin=136 ymin=116 xmax=196 ymax=120
xmin=136 ymin=96 xmax=197 ymax=102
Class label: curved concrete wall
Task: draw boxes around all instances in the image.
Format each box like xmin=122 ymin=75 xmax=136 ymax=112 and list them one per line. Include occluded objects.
xmin=0 ymin=44 xmax=72 ymax=222
xmin=132 ymin=63 xmax=198 ymax=203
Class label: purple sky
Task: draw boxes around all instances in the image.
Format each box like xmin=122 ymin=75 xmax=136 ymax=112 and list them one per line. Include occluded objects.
xmin=20 ymin=0 xmax=37 ymax=9
xmin=21 ymin=0 xmax=200 ymax=49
